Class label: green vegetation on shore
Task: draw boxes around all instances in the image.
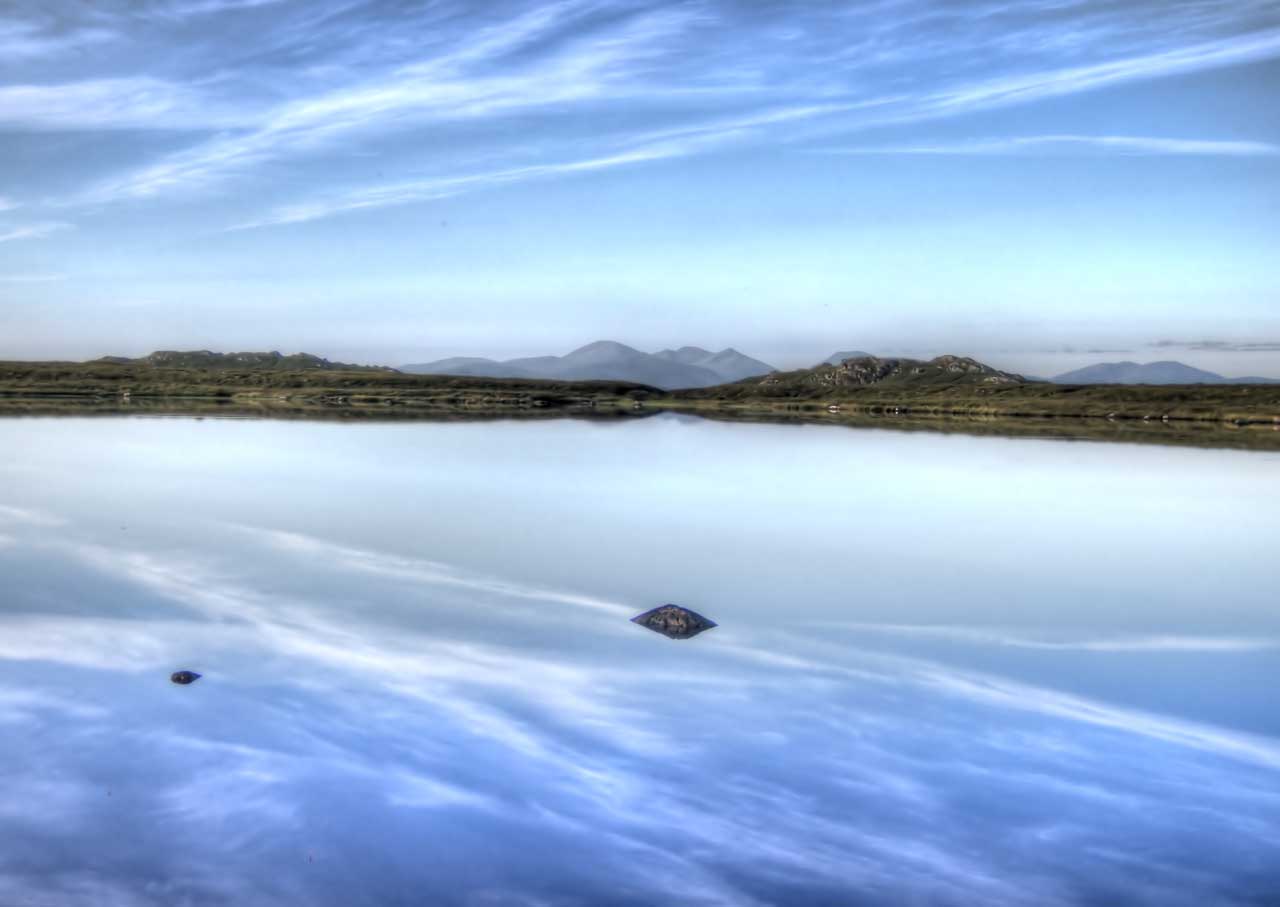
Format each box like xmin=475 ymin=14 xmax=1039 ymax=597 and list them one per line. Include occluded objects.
xmin=670 ymin=354 xmax=1280 ymax=427
xmin=0 ymin=360 xmax=651 ymax=413
xmin=2 ymin=354 xmax=1279 ymax=451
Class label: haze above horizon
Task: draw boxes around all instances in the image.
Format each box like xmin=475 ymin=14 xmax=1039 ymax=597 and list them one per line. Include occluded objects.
xmin=2 ymin=0 xmax=1278 ymax=377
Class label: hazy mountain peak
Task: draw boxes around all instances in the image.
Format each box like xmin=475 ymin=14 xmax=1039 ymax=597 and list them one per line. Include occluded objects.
xmin=1053 ymin=360 xmax=1280 ymax=385
xmin=654 ymin=346 xmax=714 ymax=366
xmin=401 ymin=340 xmax=774 ymax=389
xmin=565 ymin=340 xmax=643 ymax=358
xmin=695 ymin=348 xmax=777 ymax=382
xmin=1054 ymin=360 xmax=1222 ymax=384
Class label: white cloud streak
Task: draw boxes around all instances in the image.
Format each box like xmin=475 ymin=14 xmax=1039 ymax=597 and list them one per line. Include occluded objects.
xmin=52 ymin=1 xmax=1280 ymax=226
xmin=75 ymin=3 xmax=704 ymax=203
xmin=821 ymin=135 xmax=1280 ymax=156
xmin=160 ymin=0 xmax=289 ymax=17
xmin=49 ymin=523 xmax=1280 ymax=779
xmin=225 ymin=99 xmax=885 ymax=229
xmin=918 ymin=27 xmax=1280 ymax=117
xmin=0 ymin=616 xmax=186 ymax=671
xmin=0 ymin=77 xmax=236 ymax=131
xmin=0 ymin=273 xmax=66 ymax=283
xmin=919 ymin=668 xmax=1280 ymax=771
xmin=3 ymin=519 xmax=1279 ymax=905
xmin=0 ymin=221 xmax=73 ymax=243
xmin=820 ymin=622 xmax=1280 ymax=652
xmin=0 ymin=504 xmax=67 ymax=526
xmin=227 ymin=139 xmax=724 ymax=230
xmin=0 ymin=18 xmax=118 ymax=62
xmin=245 ymin=525 xmax=634 ymax=616
xmin=0 ymin=686 xmax=107 ymax=725
xmin=1152 ymin=339 xmax=1280 ymax=353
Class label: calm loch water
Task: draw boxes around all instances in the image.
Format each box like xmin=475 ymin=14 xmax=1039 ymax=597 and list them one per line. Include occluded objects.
xmin=1 ymin=414 xmax=1278 ymax=906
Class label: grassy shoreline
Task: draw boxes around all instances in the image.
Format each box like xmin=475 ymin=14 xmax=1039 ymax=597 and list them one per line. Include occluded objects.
xmin=2 ymin=360 xmax=1279 ymax=450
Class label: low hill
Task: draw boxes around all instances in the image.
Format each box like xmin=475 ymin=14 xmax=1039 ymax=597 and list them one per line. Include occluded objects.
xmin=402 ymin=340 xmax=775 ymax=389
xmin=0 ymin=360 xmax=658 ymax=415
xmin=1054 ymin=360 xmax=1280 ymax=385
xmin=95 ymin=350 xmax=391 ymax=371
xmin=684 ymin=355 xmax=1024 ymax=400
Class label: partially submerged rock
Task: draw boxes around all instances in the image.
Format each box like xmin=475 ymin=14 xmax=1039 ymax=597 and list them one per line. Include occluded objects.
xmin=170 ymin=671 xmax=202 ymax=685
xmin=631 ymin=604 xmax=717 ymax=640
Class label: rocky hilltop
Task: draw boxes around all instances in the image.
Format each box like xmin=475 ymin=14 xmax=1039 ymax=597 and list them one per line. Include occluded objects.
xmin=821 ymin=349 xmax=874 ymax=365
xmin=711 ymin=354 xmax=1024 ymax=399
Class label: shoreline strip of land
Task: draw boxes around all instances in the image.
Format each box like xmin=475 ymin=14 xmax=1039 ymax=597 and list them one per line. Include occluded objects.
xmin=2 ymin=359 xmax=1278 ymax=451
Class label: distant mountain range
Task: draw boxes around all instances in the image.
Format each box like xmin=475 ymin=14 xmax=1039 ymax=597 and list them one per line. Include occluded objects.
xmin=86 ymin=349 xmax=1278 ymax=389
xmin=401 ymin=341 xmax=776 ymax=390
xmin=653 ymin=346 xmax=777 ymax=382
xmin=1053 ymin=360 xmax=1280 ymax=385
xmin=95 ymin=350 xmax=388 ymax=371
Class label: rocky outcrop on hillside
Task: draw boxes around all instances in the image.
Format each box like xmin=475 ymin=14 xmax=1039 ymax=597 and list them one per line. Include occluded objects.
xmin=753 ymin=355 xmax=1024 ymax=394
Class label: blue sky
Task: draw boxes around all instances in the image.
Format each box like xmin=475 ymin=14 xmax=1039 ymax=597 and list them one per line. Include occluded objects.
xmin=1 ymin=0 xmax=1278 ymax=374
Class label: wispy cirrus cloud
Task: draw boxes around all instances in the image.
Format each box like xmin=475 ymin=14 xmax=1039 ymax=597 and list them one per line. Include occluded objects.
xmin=819 ymin=135 xmax=1280 ymax=156
xmin=223 ymin=98 xmax=874 ymax=228
xmin=0 ymin=0 xmax=285 ymax=65
xmin=7 ymin=0 xmax=1279 ymax=242
xmin=0 ymin=18 xmax=118 ymax=62
xmin=77 ymin=2 xmax=703 ymax=203
xmin=919 ymin=667 xmax=1280 ymax=771
xmin=0 ymin=77 xmax=239 ymax=131
xmin=4 ymin=502 xmax=1280 ymax=905
xmin=245 ymin=524 xmax=634 ymax=617
xmin=52 ymin=0 xmax=1280 ymax=222
xmin=820 ymin=622 xmax=1280 ymax=652
xmin=0 ymin=222 xmax=73 ymax=243
xmin=1153 ymin=339 xmax=1280 ymax=353
xmin=0 ymin=504 xmax=67 ymax=526
xmin=0 ymin=273 xmax=66 ymax=283
xmin=915 ymin=27 xmax=1280 ymax=117
xmin=158 ymin=0 xmax=290 ymax=17
xmin=228 ymin=137 xmax=733 ymax=230
xmin=0 ymin=686 xmax=107 ymax=726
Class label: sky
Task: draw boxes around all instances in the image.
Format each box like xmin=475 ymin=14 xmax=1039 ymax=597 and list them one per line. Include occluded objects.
xmin=0 ymin=0 xmax=1278 ymax=375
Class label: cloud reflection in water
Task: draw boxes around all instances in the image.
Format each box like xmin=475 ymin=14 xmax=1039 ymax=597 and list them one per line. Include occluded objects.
xmin=1 ymin=416 xmax=1278 ymax=906
xmin=0 ymin=517 xmax=1276 ymax=905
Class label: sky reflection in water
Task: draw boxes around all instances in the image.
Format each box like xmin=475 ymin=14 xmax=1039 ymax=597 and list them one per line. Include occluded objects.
xmin=1 ymin=415 xmax=1278 ymax=906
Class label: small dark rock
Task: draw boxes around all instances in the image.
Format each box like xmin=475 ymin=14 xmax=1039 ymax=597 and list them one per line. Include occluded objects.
xmin=170 ymin=671 xmax=202 ymax=685
xmin=631 ymin=604 xmax=717 ymax=640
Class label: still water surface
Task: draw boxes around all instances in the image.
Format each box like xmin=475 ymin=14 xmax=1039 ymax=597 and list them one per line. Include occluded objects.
xmin=1 ymin=414 xmax=1278 ymax=906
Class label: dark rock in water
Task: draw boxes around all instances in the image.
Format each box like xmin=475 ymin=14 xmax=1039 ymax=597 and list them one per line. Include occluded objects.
xmin=170 ymin=671 xmax=202 ymax=685
xmin=631 ymin=604 xmax=717 ymax=639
